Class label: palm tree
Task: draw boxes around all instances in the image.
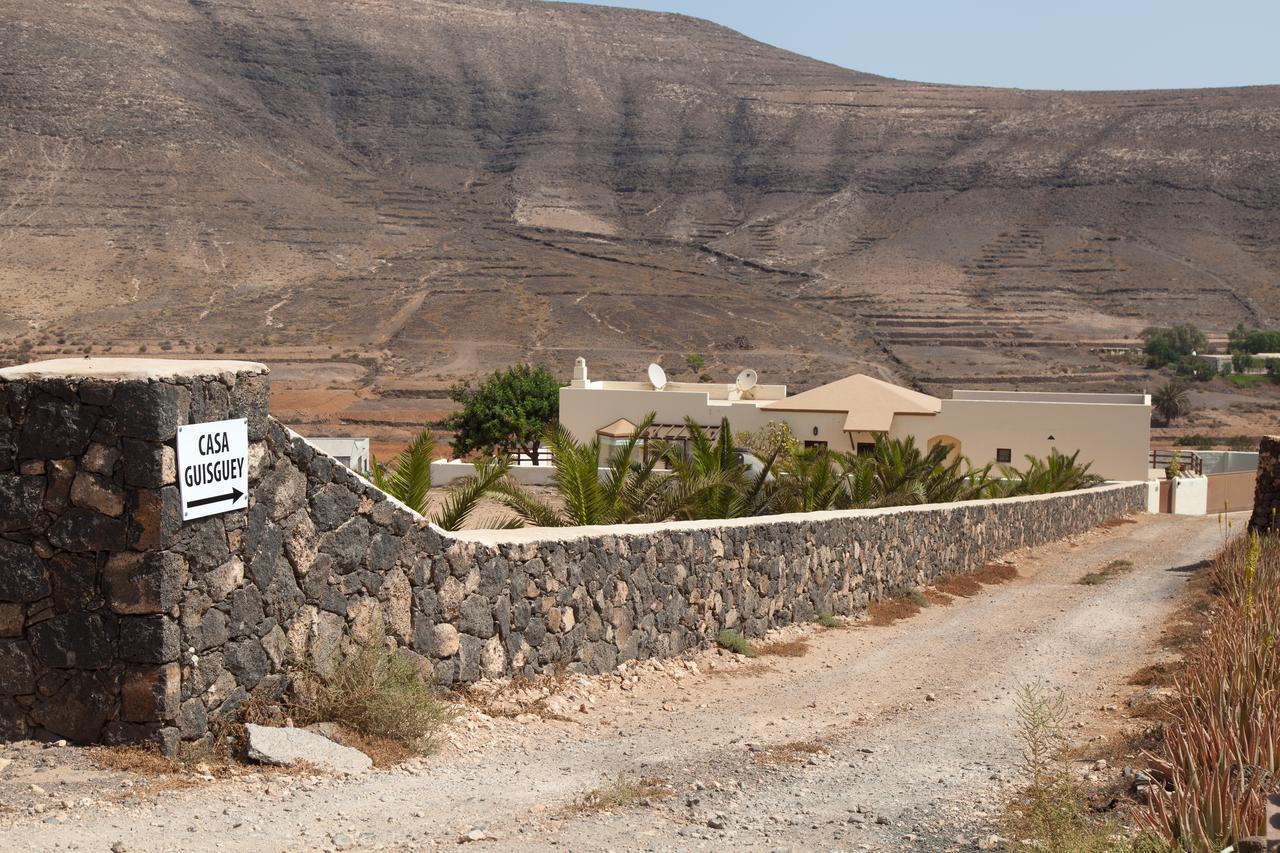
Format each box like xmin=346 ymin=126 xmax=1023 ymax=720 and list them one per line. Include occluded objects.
xmin=496 ymin=414 xmax=675 ymax=526
xmin=998 ymin=448 xmax=1103 ymax=496
xmin=1153 ymin=379 xmax=1191 ymax=425
xmin=665 ymin=417 xmax=783 ymax=519
xmin=369 ymin=427 xmax=519 ymax=531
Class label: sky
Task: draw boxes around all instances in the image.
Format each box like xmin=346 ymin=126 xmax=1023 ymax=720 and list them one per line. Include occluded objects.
xmin=560 ymin=0 xmax=1279 ymax=91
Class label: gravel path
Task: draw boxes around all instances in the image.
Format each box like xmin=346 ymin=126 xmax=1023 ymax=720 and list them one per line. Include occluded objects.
xmin=1 ymin=512 xmax=1232 ymax=852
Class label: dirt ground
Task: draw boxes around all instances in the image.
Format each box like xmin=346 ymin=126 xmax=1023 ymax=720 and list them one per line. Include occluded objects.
xmin=0 ymin=512 xmax=1236 ymax=852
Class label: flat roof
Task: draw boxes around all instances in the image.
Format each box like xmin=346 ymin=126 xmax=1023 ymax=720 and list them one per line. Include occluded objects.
xmin=951 ymin=389 xmax=1149 ymax=405
xmin=0 ymin=357 xmax=269 ymax=382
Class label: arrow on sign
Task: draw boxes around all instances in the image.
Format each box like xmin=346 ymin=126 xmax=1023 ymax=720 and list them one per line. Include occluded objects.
xmin=185 ymin=486 xmax=245 ymax=510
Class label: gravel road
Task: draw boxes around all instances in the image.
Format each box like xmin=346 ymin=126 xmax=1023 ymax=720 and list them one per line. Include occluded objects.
xmin=1 ymin=512 xmax=1233 ymax=852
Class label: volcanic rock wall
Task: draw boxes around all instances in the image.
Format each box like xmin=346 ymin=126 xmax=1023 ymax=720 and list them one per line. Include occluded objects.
xmin=0 ymin=359 xmax=1146 ymax=750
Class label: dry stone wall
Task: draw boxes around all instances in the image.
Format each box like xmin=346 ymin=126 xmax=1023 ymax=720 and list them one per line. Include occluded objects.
xmin=1249 ymin=435 xmax=1280 ymax=531
xmin=0 ymin=359 xmax=1147 ymax=751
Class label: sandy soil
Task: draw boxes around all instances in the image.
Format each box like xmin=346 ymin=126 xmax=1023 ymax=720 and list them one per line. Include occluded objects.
xmin=0 ymin=512 xmax=1234 ymax=852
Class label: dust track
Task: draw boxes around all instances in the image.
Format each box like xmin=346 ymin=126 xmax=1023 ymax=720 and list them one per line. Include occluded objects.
xmin=3 ymin=513 xmax=1231 ymax=852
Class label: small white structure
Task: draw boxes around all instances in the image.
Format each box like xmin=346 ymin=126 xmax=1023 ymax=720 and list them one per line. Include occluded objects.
xmin=559 ymin=359 xmax=1152 ymax=482
xmin=307 ymin=437 xmax=370 ymax=473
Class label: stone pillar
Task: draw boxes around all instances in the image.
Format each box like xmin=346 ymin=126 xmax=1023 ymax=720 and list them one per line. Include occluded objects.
xmin=0 ymin=358 xmax=268 ymax=751
xmin=1249 ymin=435 xmax=1280 ymax=532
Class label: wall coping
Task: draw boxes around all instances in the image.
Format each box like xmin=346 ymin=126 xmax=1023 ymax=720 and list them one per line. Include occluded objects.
xmin=0 ymin=357 xmax=269 ymax=382
xmin=446 ymin=481 xmax=1147 ymax=546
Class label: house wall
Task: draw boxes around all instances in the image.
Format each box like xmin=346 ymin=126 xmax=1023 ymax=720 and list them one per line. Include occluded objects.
xmin=1 ymin=359 xmax=1147 ymax=752
xmin=1205 ymin=471 xmax=1255 ymax=514
xmin=563 ymin=382 xmax=1151 ymax=480
xmin=891 ymin=398 xmax=1151 ymax=481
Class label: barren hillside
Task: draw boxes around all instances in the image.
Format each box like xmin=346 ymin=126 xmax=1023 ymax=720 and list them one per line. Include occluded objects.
xmin=2 ymin=0 xmax=1278 ymax=441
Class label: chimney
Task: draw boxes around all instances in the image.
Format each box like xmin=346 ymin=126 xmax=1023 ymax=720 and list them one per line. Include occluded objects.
xmin=572 ymin=356 xmax=589 ymax=387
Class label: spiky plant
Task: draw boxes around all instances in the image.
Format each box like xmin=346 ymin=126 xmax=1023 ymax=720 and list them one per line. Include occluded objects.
xmin=369 ymin=428 xmax=436 ymax=514
xmin=369 ymin=427 xmax=520 ymax=531
xmin=998 ymin=448 xmax=1103 ymax=496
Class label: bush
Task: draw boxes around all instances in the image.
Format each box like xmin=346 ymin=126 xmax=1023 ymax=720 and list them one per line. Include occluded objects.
xmin=291 ymin=636 xmax=453 ymax=751
xmin=1004 ymin=683 xmax=1125 ymax=851
xmin=816 ymin=611 xmax=845 ymax=628
xmin=1142 ymin=324 xmax=1207 ymax=368
xmin=1173 ymin=434 xmax=1215 ymax=449
xmin=715 ymin=629 xmax=757 ymax=657
xmin=1174 ymin=356 xmax=1217 ymax=382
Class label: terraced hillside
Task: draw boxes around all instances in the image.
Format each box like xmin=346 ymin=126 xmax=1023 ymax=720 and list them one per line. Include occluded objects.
xmin=2 ymin=0 xmax=1278 ymax=444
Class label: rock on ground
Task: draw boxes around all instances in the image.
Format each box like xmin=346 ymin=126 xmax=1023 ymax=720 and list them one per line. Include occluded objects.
xmin=244 ymin=724 xmax=372 ymax=775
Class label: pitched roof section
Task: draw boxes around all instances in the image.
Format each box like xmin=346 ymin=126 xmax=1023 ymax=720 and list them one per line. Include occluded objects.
xmin=596 ymin=418 xmax=638 ymax=438
xmin=762 ymin=374 xmax=941 ymax=433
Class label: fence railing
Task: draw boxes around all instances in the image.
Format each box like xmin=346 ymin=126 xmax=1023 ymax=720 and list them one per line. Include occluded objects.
xmin=1149 ymin=449 xmax=1203 ymax=476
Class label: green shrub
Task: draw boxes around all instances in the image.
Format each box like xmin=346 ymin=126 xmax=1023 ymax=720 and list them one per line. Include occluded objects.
xmin=715 ymin=629 xmax=757 ymax=657
xmin=292 ymin=636 xmax=453 ymax=751
xmin=816 ymin=611 xmax=845 ymax=628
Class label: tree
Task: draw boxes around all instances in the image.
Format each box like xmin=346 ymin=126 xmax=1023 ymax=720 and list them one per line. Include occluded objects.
xmin=1152 ymin=380 xmax=1192 ymax=425
xmin=368 ymin=427 xmax=521 ymax=530
xmin=495 ymin=413 xmax=721 ymax=526
xmin=685 ymin=353 xmax=706 ymax=372
xmin=1175 ymin=355 xmax=1217 ymax=382
xmin=998 ymin=449 xmax=1103 ymax=496
xmin=1230 ymin=350 xmax=1256 ymax=373
xmin=1141 ymin=324 xmax=1207 ymax=368
xmin=442 ymin=364 xmax=560 ymax=462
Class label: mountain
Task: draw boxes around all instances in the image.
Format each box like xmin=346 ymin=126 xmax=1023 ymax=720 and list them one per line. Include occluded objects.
xmin=2 ymin=0 xmax=1278 ymax=428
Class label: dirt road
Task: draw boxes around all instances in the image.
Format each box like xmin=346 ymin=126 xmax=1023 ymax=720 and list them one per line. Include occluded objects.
xmin=2 ymin=512 xmax=1232 ymax=852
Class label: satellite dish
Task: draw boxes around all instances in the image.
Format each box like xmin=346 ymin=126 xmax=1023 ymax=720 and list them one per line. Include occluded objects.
xmin=647 ymin=363 xmax=667 ymax=390
xmin=735 ymin=368 xmax=758 ymax=392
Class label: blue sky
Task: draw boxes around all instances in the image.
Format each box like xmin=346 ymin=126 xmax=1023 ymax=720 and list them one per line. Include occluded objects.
xmin=559 ymin=0 xmax=1278 ymax=90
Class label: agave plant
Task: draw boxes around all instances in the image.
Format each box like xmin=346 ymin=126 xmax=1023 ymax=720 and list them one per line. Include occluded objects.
xmin=369 ymin=427 xmax=520 ymax=531
xmin=1137 ymin=531 xmax=1280 ymax=850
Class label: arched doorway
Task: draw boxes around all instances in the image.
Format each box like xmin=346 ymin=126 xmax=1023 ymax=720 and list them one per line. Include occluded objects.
xmin=927 ymin=434 xmax=962 ymax=463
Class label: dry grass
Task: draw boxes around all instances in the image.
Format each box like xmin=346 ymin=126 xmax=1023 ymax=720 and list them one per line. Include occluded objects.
xmin=568 ymin=773 xmax=672 ymax=814
xmin=752 ymin=740 xmax=828 ymax=766
xmin=756 ymin=639 xmax=809 ymax=658
xmin=1079 ymin=559 xmax=1134 ymax=586
xmin=865 ymin=596 xmax=923 ymax=626
xmin=1127 ymin=662 xmax=1178 ymax=688
xmin=291 ymin=636 xmax=454 ymax=754
xmin=453 ymin=667 xmax=574 ymax=721
xmin=923 ymin=590 xmax=954 ymax=606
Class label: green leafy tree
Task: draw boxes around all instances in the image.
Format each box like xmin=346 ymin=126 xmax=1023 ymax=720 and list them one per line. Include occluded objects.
xmin=1175 ymin=355 xmax=1217 ymax=382
xmin=1228 ymin=323 xmax=1280 ymax=354
xmin=1142 ymin=324 xmax=1207 ymax=368
xmin=1231 ymin=350 xmax=1257 ymax=373
xmin=442 ymin=364 xmax=560 ymax=462
xmin=685 ymin=353 xmax=706 ymax=372
xmin=1152 ymin=379 xmax=1192 ymax=425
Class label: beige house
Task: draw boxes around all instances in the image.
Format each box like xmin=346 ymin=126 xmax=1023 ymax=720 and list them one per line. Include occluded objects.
xmin=559 ymin=359 xmax=1152 ymax=481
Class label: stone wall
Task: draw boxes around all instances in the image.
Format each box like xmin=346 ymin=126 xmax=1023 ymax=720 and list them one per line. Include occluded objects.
xmin=1249 ymin=436 xmax=1280 ymax=531
xmin=0 ymin=359 xmax=1148 ymax=750
xmin=0 ymin=360 xmax=269 ymax=750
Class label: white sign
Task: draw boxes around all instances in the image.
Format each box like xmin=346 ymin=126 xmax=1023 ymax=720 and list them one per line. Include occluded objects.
xmin=177 ymin=418 xmax=249 ymax=521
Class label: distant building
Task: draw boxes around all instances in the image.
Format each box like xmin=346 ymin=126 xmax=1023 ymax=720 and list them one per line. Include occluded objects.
xmin=306 ymin=437 xmax=370 ymax=473
xmin=560 ymin=358 xmax=1152 ymax=482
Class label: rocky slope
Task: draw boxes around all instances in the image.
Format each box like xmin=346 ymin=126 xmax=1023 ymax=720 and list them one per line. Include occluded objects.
xmin=2 ymin=0 xmax=1278 ymax=395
